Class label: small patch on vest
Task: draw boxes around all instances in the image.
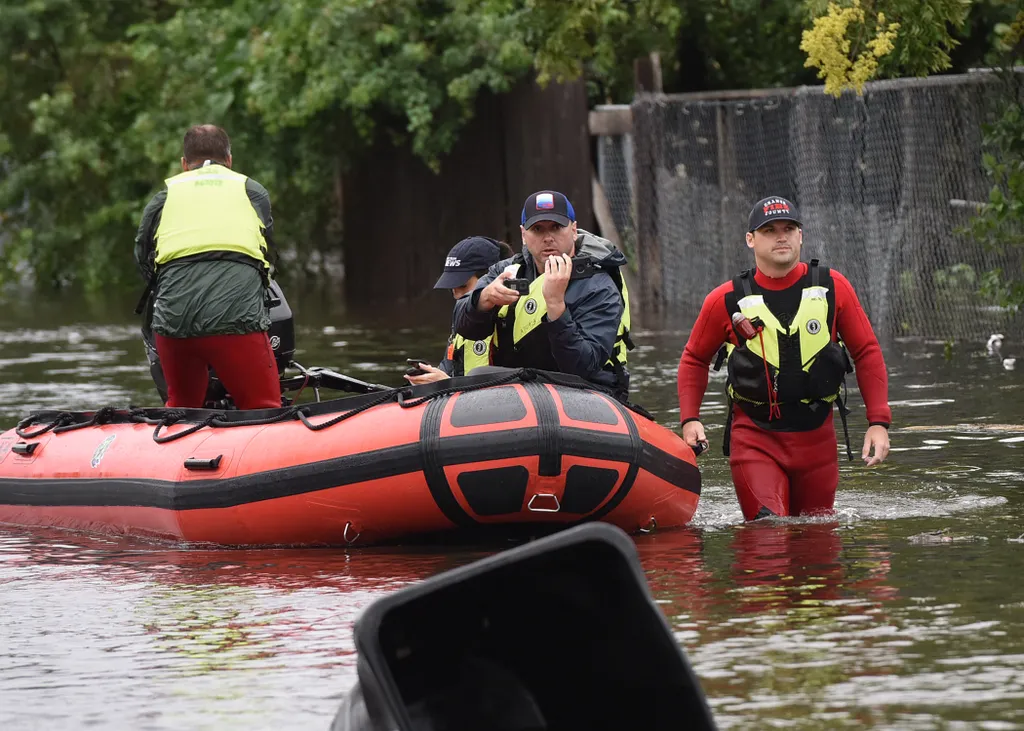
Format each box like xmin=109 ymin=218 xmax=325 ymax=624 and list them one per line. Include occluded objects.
xmin=91 ymin=435 xmax=116 ymax=468
xmin=524 ymin=298 xmax=538 ymax=315
xmin=806 ymin=319 xmax=822 ymax=335
xmin=270 ymin=335 xmax=281 ymax=350
xmin=472 ymin=340 xmax=487 ymax=356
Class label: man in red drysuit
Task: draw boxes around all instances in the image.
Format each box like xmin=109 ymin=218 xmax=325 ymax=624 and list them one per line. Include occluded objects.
xmin=677 ymin=196 xmax=891 ymax=520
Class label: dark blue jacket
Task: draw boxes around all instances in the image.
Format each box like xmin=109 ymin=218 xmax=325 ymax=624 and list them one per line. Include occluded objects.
xmin=453 ymin=229 xmax=628 ymax=392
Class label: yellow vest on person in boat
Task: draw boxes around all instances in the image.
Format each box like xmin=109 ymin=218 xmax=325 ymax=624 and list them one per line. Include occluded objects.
xmin=153 ymin=164 xmax=270 ymax=271
xmin=447 ymin=332 xmax=493 ymax=376
xmin=495 ymin=264 xmax=632 ymax=372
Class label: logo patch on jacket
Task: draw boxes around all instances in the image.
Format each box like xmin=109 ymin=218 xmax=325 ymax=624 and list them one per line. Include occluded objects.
xmin=524 ymin=298 xmax=538 ymax=315
xmin=806 ymin=319 xmax=822 ymax=335
xmin=472 ymin=340 xmax=488 ymax=356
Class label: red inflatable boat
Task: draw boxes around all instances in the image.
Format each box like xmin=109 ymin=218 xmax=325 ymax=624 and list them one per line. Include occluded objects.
xmin=0 ymin=370 xmax=700 ymax=546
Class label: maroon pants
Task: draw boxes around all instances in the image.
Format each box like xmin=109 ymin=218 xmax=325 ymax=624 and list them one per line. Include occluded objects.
xmin=154 ymin=332 xmax=281 ymax=410
xmin=728 ymin=409 xmax=840 ymax=521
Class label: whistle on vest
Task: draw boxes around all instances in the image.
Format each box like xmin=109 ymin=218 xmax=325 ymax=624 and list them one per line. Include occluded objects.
xmin=731 ymin=312 xmax=763 ymax=341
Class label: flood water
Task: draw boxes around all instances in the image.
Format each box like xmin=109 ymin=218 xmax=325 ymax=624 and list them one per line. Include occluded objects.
xmin=2 ymin=286 xmax=1023 ymax=729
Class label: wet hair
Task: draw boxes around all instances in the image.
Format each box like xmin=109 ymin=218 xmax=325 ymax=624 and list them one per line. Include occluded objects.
xmin=183 ymin=125 xmax=231 ymax=167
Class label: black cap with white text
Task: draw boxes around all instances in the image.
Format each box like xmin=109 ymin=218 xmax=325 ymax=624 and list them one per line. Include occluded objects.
xmin=748 ymin=196 xmax=802 ymax=232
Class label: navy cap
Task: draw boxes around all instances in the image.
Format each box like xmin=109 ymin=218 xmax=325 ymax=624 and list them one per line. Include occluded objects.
xmin=521 ymin=190 xmax=576 ymax=229
xmin=748 ymin=196 xmax=802 ymax=232
xmin=434 ymin=236 xmax=503 ymax=289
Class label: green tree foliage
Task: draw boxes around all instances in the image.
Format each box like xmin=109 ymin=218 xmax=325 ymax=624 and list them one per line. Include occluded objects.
xmin=666 ymin=1 xmax=818 ymax=93
xmin=971 ymin=11 xmax=1024 ymax=308
xmin=796 ymin=0 xmax=1023 ymax=310
xmin=1 ymin=0 xmax=1013 ymax=294
xmin=0 ymin=0 xmax=177 ymax=290
xmin=801 ymin=0 xmax=972 ymax=96
xmin=0 ymin=0 xmax=681 ymax=291
xmin=664 ymin=0 xmax=1015 ymax=95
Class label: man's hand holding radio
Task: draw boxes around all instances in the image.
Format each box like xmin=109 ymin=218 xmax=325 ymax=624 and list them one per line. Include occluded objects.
xmin=477 ymin=270 xmax=522 ymax=312
xmin=542 ymin=253 xmax=572 ymax=321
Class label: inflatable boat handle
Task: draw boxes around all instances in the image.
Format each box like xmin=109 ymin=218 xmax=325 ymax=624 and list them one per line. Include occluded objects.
xmin=184 ymin=455 xmax=223 ymax=471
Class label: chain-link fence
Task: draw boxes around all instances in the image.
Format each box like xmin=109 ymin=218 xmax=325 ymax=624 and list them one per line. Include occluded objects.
xmin=598 ymin=74 xmax=1024 ymax=343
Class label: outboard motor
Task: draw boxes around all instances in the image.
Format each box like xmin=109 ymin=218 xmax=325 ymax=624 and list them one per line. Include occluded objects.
xmin=332 ymin=523 xmax=716 ymax=731
xmin=143 ymin=280 xmax=296 ymax=408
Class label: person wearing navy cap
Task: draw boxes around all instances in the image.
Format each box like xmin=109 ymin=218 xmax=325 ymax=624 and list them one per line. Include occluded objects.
xmin=452 ymin=190 xmax=634 ymax=401
xmin=677 ymin=195 xmax=892 ymax=521
xmin=406 ymin=236 xmax=512 ymax=385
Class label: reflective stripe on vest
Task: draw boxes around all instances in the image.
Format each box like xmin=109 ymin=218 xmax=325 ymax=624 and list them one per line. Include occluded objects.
xmin=733 ymin=286 xmax=830 ymax=371
xmin=495 ymin=264 xmax=631 ymax=370
xmin=726 ymin=283 xmax=837 ymax=405
xmin=448 ymin=333 xmax=492 ymax=376
xmin=154 ymin=165 xmax=269 ymax=269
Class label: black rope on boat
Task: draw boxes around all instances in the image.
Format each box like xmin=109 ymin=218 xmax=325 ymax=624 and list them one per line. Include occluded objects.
xmin=208 ymin=406 xmax=303 ymax=429
xmin=396 ymin=370 xmax=529 ymax=409
xmin=53 ymin=406 xmax=120 ymax=434
xmin=12 ymin=369 xmax=657 ymax=444
xmin=153 ymin=411 xmax=217 ymax=444
xmin=127 ymin=408 xmax=165 ymax=426
xmin=297 ymin=389 xmax=400 ymax=431
xmin=392 ymin=367 xmax=656 ymax=421
xmin=15 ymin=411 xmax=76 ymax=439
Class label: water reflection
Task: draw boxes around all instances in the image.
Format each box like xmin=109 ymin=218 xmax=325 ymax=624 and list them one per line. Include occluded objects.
xmin=3 ymin=294 xmax=1024 ymax=729
xmin=0 ymin=527 xmax=483 ymax=730
xmin=727 ymin=522 xmax=882 ymax=615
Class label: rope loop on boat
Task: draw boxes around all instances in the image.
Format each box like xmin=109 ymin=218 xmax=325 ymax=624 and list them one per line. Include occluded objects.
xmin=11 ymin=368 xmax=656 ymax=445
xmin=296 ymin=389 xmax=399 ymax=431
xmin=208 ymin=406 xmax=302 ymax=429
xmin=153 ymin=411 xmax=216 ymax=444
xmin=53 ymin=406 xmax=120 ymax=434
xmin=15 ymin=411 xmax=76 ymax=439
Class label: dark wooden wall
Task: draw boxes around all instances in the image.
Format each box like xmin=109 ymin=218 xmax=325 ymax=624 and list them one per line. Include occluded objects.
xmin=499 ymin=79 xmax=593 ymax=238
xmin=341 ymin=78 xmax=593 ymax=303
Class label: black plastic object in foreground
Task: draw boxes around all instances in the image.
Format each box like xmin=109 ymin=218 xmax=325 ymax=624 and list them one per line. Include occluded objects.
xmin=332 ymin=523 xmax=716 ymax=731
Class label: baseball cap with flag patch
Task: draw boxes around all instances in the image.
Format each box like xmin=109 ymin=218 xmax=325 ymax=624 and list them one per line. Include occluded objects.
xmin=521 ymin=190 xmax=576 ymax=229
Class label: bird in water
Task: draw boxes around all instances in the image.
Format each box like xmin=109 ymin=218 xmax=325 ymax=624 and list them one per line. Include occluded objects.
xmin=987 ymin=333 xmax=1015 ymax=370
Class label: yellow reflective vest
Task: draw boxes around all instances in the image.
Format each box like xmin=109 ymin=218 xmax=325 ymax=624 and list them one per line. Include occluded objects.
xmin=494 ymin=257 xmax=632 ymax=375
xmin=446 ymin=332 xmax=493 ymax=376
xmin=722 ymin=260 xmax=849 ymax=414
xmin=153 ymin=164 xmax=269 ymax=271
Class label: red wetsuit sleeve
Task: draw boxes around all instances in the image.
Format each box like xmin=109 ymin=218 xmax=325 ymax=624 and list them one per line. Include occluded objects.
xmin=677 ymin=282 xmax=734 ymax=424
xmin=832 ymin=271 xmax=892 ymax=426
